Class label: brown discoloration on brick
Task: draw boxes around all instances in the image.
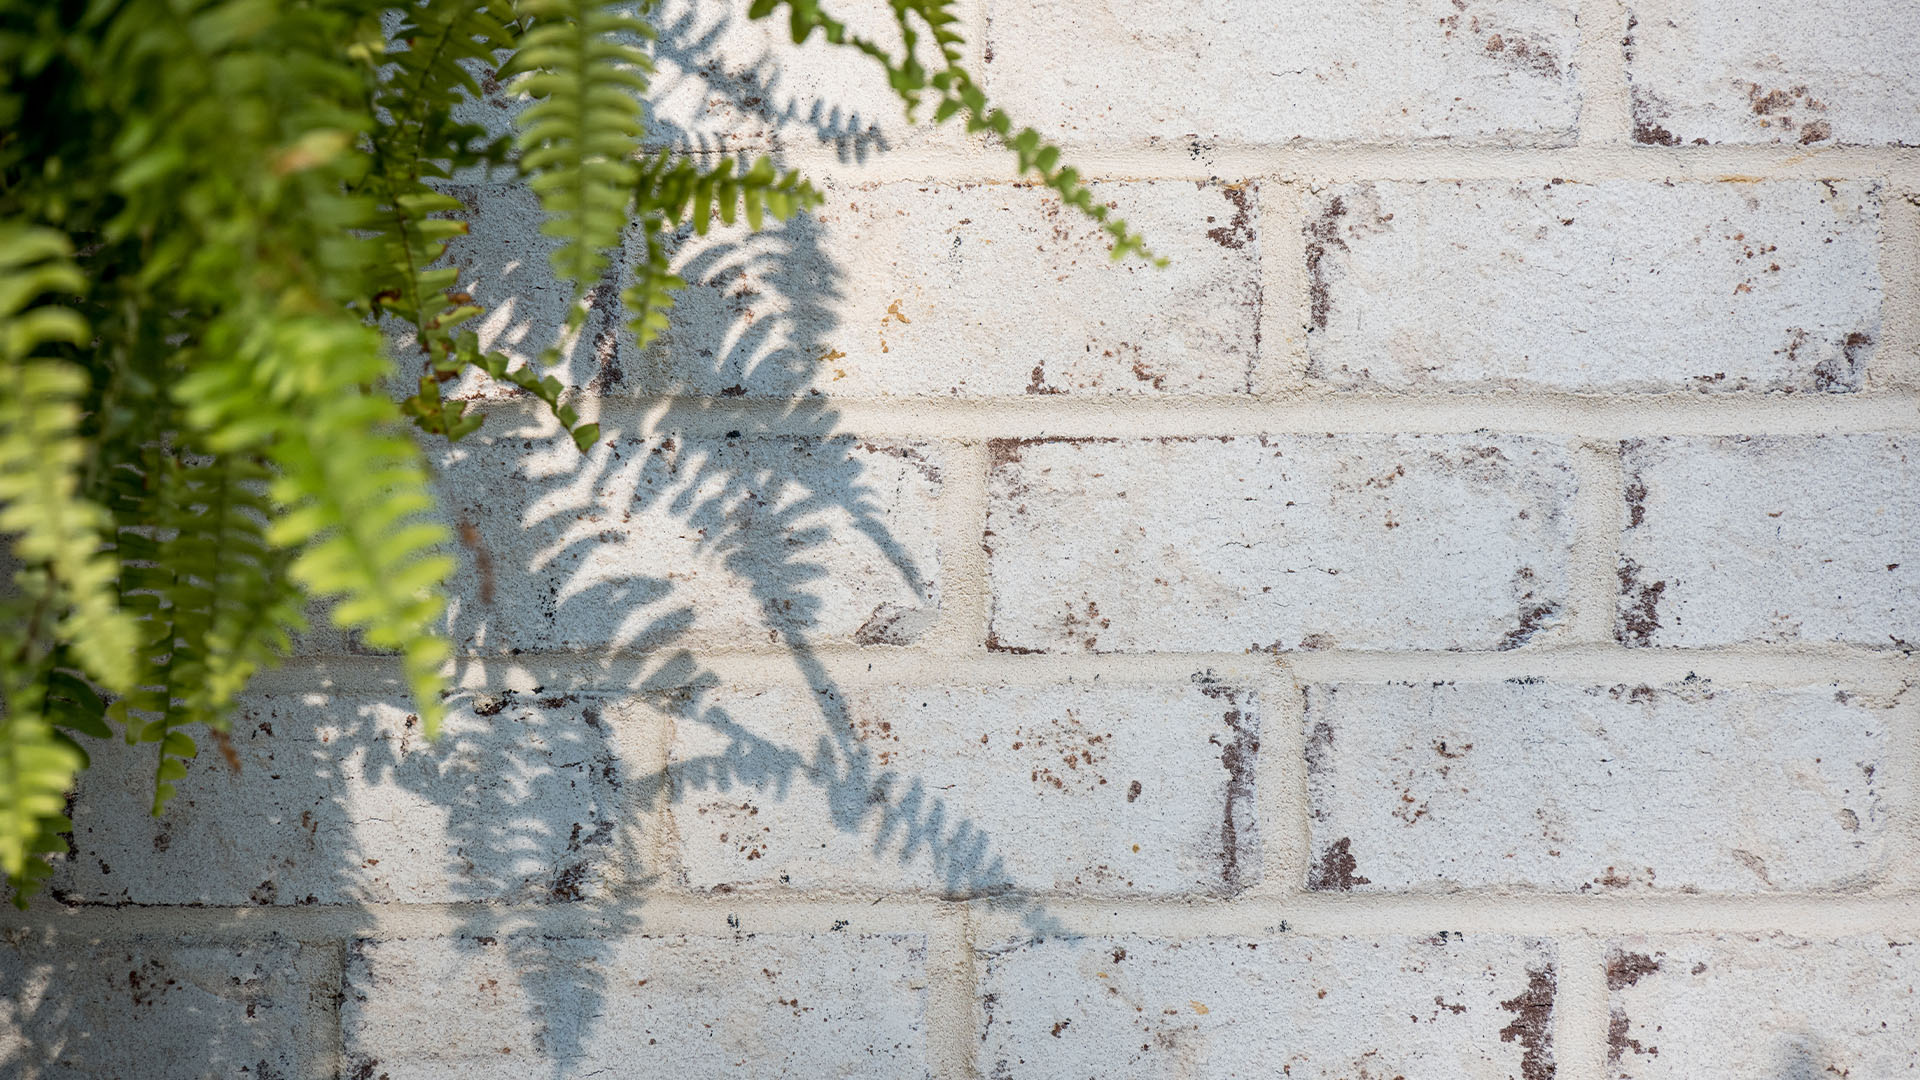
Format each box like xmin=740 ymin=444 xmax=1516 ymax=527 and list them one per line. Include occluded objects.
xmin=1205 ymin=184 xmax=1255 ymax=251
xmin=1307 ymin=837 xmax=1369 ymax=890
xmin=1198 ymin=683 xmax=1261 ymax=891
xmin=1743 ymin=82 xmax=1830 ymax=141
xmin=1479 ymin=29 xmax=1562 ymax=79
xmin=1617 ymin=558 xmax=1666 ymax=646
xmin=853 ymin=604 xmax=928 ymax=646
xmin=1025 ymin=362 xmax=1063 ymax=395
xmin=1624 ymin=463 xmax=1649 ymax=529
xmin=855 ymin=442 xmax=944 ymax=485
xmin=1500 ymin=601 xmax=1558 ymax=650
xmin=1631 ymin=89 xmax=1682 ymax=146
xmin=1607 ymin=949 xmax=1662 ymax=989
xmin=984 ymin=629 xmax=1042 ymax=655
xmin=1607 ymin=1008 xmax=1657 ymax=1064
xmin=1499 ymin=966 xmax=1556 ymax=1080
xmin=1814 ymin=330 xmax=1873 ymax=392
xmin=1304 ymin=195 xmax=1349 ymax=331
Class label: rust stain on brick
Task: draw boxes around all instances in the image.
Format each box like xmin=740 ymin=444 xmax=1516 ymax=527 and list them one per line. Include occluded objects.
xmin=1499 ymin=966 xmax=1556 ymax=1080
xmin=1616 ymin=558 xmax=1666 ymax=646
xmin=1198 ymin=682 xmax=1261 ymax=891
xmin=1606 ymin=949 xmax=1662 ymax=989
xmin=1814 ymin=330 xmax=1873 ymax=392
xmin=1630 ymin=88 xmax=1683 ymax=146
xmin=1500 ymin=601 xmax=1558 ymax=650
xmin=855 ymin=441 xmax=944 ymax=484
xmin=1304 ymin=195 xmax=1349 ymax=331
xmin=1307 ymin=836 xmax=1369 ymax=890
xmin=1205 ymin=183 xmax=1255 ymax=250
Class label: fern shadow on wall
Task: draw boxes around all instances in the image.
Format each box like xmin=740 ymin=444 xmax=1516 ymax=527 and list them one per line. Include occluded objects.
xmin=0 ymin=8 xmax=1069 ymax=1077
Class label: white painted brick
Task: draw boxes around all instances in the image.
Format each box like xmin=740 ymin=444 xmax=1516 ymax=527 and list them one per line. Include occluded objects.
xmin=1304 ymin=680 xmax=1893 ymax=893
xmin=649 ymin=179 xmax=1261 ymax=398
xmin=55 ymin=691 xmax=621 ymax=906
xmin=343 ymin=933 xmax=928 ymax=1079
xmin=447 ymin=1 xmax=953 ymax=160
xmin=1606 ymin=935 xmax=1920 ymax=1078
xmin=434 ymin=430 xmax=944 ymax=653
xmin=986 ymin=435 xmax=1575 ymax=654
xmin=978 ymin=935 xmax=1558 ymax=1080
xmin=0 ymin=937 xmax=327 ymax=1080
xmin=984 ymin=0 xmax=1581 ymax=147
xmin=644 ymin=0 xmax=953 ymax=156
xmin=1304 ymin=181 xmax=1882 ymax=392
xmin=1618 ymin=436 xmax=1920 ymax=647
xmin=425 ymin=184 xmax=629 ymax=400
xmin=1625 ymin=1 xmax=1920 ymax=146
xmin=668 ymin=678 xmax=1258 ymax=896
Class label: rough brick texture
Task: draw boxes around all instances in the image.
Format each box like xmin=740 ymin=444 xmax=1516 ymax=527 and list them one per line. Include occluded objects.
xmin=1619 ymin=436 xmax=1919 ymax=647
xmin=1606 ymin=936 xmax=1920 ymax=1078
xmin=55 ymin=691 xmax=621 ymax=906
xmin=1305 ymin=180 xmax=1882 ymax=392
xmin=0 ymin=937 xmax=327 ymax=1080
xmin=1305 ymin=680 xmax=1893 ymax=893
xmin=1625 ymin=1 xmax=1920 ymax=146
xmin=433 ymin=431 xmax=944 ymax=654
xmin=987 ymin=435 xmax=1575 ymax=653
xmin=668 ymin=678 xmax=1259 ymax=896
xmin=13 ymin=3 xmax=1920 ymax=1077
xmin=977 ymin=935 xmax=1558 ymax=1080
xmin=651 ymin=179 xmax=1262 ymax=398
xmin=343 ymin=933 xmax=928 ymax=1079
xmin=985 ymin=0 xmax=1582 ymax=146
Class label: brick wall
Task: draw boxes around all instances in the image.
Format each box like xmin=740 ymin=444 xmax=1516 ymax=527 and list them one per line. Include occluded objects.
xmin=6 ymin=1 xmax=1919 ymax=1077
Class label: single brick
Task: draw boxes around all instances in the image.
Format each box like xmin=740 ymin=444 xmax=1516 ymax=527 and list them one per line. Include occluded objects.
xmin=1618 ymin=436 xmax=1920 ymax=647
xmin=433 ymin=431 xmax=944 ymax=654
xmin=984 ymin=0 xmax=1581 ymax=146
xmin=668 ymin=677 xmax=1259 ymax=896
xmin=1304 ymin=181 xmax=1881 ymax=392
xmin=1624 ymin=1 xmax=1920 ymax=146
xmin=647 ymin=179 xmax=1262 ymax=398
xmin=978 ymin=934 xmax=1557 ymax=1080
xmin=986 ymin=435 xmax=1575 ymax=654
xmin=0 ymin=937 xmax=325 ymax=1080
xmin=55 ymin=691 xmax=620 ymax=906
xmin=1606 ymin=935 xmax=1920 ymax=1078
xmin=1305 ymin=680 xmax=1892 ymax=893
xmin=344 ymin=933 xmax=928 ymax=1078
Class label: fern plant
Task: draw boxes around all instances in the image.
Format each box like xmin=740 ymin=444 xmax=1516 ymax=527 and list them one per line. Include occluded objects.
xmin=0 ymin=0 xmax=1154 ymax=905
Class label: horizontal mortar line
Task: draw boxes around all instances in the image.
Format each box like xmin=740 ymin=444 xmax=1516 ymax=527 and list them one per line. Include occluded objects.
xmin=8 ymin=891 xmax=1917 ymax=942
xmin=255 ymin=645 xmax=1920 ymax=695
xmin=483 ymin=393 xmax=1920 ymax=440
xmin=774 ymin=142 xmax=1920 ymax=186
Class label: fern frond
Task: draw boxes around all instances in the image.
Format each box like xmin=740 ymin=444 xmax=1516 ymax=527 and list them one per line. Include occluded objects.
xmin=503 ymin=0 xmax=653 ymax=297
xmin=0 ymin=225 xmax=141 ymax=695
xmin=103 ymin=449 xmax=305 ymax=812
xmin=620 ymin=152 xmax=821 ymax=348
xmin=177 ymin=313 xmax=454 ymax=736
xmin=0 ymin=646 xmax=82 ymax=905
